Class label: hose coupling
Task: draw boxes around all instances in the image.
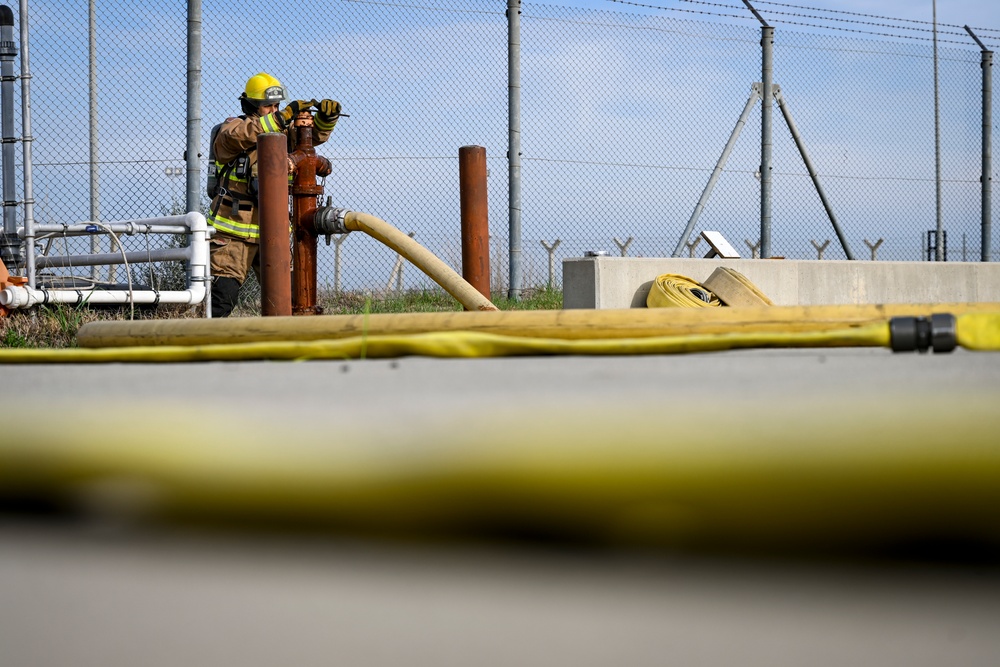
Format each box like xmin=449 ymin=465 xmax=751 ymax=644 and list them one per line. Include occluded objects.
xmin=313 ymin=206 xmax=351 ymax=236
xmin=889 ymin=313 xmax=957 ymax=354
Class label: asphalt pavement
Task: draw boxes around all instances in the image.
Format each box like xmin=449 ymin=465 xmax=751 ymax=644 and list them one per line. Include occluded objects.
xmin=1 ymin=348 xmax=999 ymax=666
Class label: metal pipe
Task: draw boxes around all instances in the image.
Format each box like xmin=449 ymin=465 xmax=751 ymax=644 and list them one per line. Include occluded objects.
xmin=672 ymin=84 xmax=760 ymax=257
xmin=507 ymin=0 xmax=522 ymax=300
xmin=774 ymin=87 xmax=855 ymax=260
xmin=290 ymin=117 xmax=324 ymax=315
xmin=459 ymin=145 xmax=491 ymax=304
xmin=185 ymin=0 xmax=201 ymax=214
xmin=760 ymin=25 xmax=774 ymax=259
xmin=257 ymin=132 xmax=292 ymax=317
xmin=35 ymin=247 xmax=191 ymax=269
xmin=88 ymin=0 xmax=98 ymax=276
xmin=0 ymin=5 xmax=18 ymax=269
xmin=18 ymin=0 xmax=35 ymax=287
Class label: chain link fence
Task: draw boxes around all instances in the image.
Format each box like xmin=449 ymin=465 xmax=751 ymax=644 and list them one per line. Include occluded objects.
xmin=10 ymin=0 xmax=999 ymax=297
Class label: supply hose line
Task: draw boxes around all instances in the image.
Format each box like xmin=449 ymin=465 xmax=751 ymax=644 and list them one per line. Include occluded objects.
xmin=314 ymin=207 xmax=498 ymax=312
xmin=4 ymin=310 xmax=999 ymax=364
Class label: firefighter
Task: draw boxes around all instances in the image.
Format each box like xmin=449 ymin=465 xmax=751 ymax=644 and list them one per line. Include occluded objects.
xmin=208 ymin=72 xmax=341 ymax=317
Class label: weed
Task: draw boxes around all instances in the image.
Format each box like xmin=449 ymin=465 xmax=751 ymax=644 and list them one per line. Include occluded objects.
xmin=2 ymin=327 xmax=29 ymax=348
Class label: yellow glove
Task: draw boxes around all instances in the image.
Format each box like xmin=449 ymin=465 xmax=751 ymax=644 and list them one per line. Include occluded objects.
xmin=317 ymin=99 xmax=342 ymax=121
xmin=278 ymin=99 xmax=316 ymax=127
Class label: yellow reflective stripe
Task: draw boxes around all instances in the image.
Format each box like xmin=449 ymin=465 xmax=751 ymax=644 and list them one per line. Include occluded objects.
xmin=208 ymin=212 xmax=259 ymax=240
xmin=314 ymin=116 xmax=336 ymax=133
xmin=261 ymin=113 xmax=281 ymax=133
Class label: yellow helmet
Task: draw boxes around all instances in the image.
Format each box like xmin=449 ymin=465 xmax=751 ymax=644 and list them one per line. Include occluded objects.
xmin=242 ymin=72 xmax=286 ymax=107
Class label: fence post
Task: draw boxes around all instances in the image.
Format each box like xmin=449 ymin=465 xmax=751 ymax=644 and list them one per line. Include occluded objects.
xmin=613 ymin=236 xmax=633 ymax=257
xmin=507 ymin=0 xmax=522 ymax=299
xmin=760 ymin=24 xmax=774 ymax=259
xmin=685 ymin=237 xmax=702 ymax=258
xmin=332 ymin=234 xmax=348 ymax=293
xmin=386 ymin=232 xmax=415 ymax=292
xmin=983 ymin=49 xmax=993 ymax=262
xmin=18 ymin=0 xmax=37 ymax=288
xmin=811 ymin=239 xmax=829 ymax=260
xmin=864 ymin=238 xmax=883 ymax=261
xmin=88 ymin=0 xmax=98 ymax=279
xmin=185 ymin=0 xmax=202 ymax=215
xmin=933 ymin=0 xmax=943 ymax=262
xmin=540 ymin=239 xmax=560 ymax=289
xmin=745 ymin=239 xmax=761 ymax=259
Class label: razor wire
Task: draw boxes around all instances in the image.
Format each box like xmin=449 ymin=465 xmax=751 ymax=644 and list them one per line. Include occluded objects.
xmin=10 ymin=0 xmax=998 ymax=301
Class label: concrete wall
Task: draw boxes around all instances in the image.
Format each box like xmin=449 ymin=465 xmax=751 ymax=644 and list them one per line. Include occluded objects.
xmin=563 ymin=257 xmax=1000 ymax=309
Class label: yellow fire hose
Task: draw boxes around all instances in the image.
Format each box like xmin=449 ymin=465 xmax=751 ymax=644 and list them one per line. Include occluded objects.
xmin=75 ymin=302 xmax=1000 ymax=348
xmin=1 ymin=394 xmax=998 ymax=553
xmin=326 ymin=210 xmax=499 ymax=312
xmin=0 ymin=307 xmax=999 ymax=363
xmin=646 ymin=274 xmax=722 ymax=308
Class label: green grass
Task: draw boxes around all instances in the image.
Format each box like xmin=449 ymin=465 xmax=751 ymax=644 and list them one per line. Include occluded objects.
xmin=1 ymin=287 xmax=563 ymax=349
xmin=319 ymin=286 xmax=561 ymax=314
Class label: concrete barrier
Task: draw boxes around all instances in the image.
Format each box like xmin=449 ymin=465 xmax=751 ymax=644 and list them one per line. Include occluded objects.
xmin=563 ymin=257 xmax=1000 ymax=309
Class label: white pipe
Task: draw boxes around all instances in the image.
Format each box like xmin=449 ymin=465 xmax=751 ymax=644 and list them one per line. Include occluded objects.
xmin=28 ymin=223 xmax=191 ymax=237
xmin=0 ymin=286 xmax=206 ymax=308
xmin=0 ymin=212 xmax=209 ymax=310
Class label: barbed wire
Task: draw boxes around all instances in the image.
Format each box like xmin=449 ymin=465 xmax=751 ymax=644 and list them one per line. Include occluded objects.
xmin=753 ymin=0 xmax=1000 ymax=36
xmin=605 ymin=0 xmax=992 ymax=46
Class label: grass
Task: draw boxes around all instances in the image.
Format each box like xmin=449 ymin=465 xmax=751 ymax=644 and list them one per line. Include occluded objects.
xmin=0 ymin=286 xmax=563 ymax=349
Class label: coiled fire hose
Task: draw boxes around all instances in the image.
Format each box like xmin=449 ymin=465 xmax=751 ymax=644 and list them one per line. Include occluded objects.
xmin=701 ymin=267 xmax=774 ymax=307
xmin=646 ymin=274 xmax=721 ymax=308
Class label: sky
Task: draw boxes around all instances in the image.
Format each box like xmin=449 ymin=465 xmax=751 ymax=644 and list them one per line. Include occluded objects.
xmin=22 ymin=0 xmax=1000 ymax=289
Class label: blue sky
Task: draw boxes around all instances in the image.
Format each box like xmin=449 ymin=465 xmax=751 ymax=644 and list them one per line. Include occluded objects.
xmin=24 ymin=0 xmax=1000 ymax=285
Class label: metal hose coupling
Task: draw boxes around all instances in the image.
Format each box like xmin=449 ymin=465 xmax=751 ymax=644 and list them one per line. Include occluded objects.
xmin=889 ymin=313 xmax=957 ymax=353
xmin=313 ymin=206 xmax=351 ymax=236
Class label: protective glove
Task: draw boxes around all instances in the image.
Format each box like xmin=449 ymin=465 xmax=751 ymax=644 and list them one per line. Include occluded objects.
xmin=277 ymin=99 xmax=316 ymax=128
xmin=316 ymin=99 xmax=342 ymax=124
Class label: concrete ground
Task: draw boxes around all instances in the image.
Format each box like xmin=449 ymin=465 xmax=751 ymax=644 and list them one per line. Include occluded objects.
xmin=2 ymin=348 xmax=999 ymax=666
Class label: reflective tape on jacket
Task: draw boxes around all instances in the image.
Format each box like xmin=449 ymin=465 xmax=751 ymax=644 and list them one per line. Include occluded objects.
xmin=208 ymin=210 xmax=259 ymax=240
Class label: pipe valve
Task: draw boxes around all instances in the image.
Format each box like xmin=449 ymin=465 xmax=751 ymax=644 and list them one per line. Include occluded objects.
xmin=314 ymin=206 xmax=352 ymax=236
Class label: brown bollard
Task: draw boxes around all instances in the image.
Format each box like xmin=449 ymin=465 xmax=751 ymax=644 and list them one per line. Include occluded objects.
xmin=459 ymin=145 xmax=491 ymax=307
xmin=257 ymin=132 xmax=292 ymax=316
